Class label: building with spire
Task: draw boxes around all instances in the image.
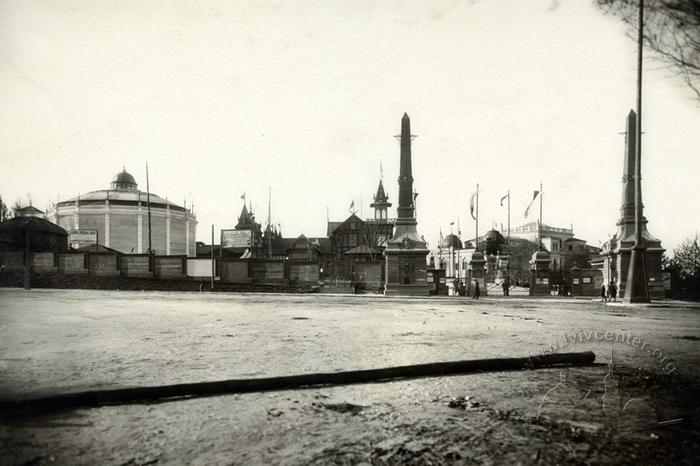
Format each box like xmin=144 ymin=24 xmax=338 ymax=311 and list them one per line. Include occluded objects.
xmin=370 ymin=179 xmax=391 ymax=221
xmin=384 ymin=113 xmax=430 ymax=296
xmin=47 ymin=168 xmax=196 ymax=256
xmin=599 ymin=109 xmax=665 ymax=299
xmin=325 ymin=178 xmax=395 ymax=287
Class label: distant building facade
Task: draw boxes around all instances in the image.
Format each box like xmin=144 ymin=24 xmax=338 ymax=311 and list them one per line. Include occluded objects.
xmin=47 ymin=168 xmax=197 ymax=256
xmin=509 ymin=222 xmax=600 ymax=272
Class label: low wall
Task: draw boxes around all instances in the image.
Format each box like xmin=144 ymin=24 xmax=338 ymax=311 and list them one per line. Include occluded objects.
xmin=58 ymin=252 xmax=88 ymax=274
xmin=289 ymin=263 xmax=319 ymax=285
xmin=154 ymin=256 xmax=185 ymax=278
xmin=220 ymin=260 xmax=250 ymax=283
xmin=31 ymin=252 xmax=56 ymax=272
xmin=353 ymin=262 xmax=383 ymax=289
xmin=264 ymin=261 xmax=286 ymax=282
xmin=122 ymin=255 xmax=152 ymax=277
xmin=88 ymin=253 xmax=120 ymax=276
xmin=0 ymin=251 xmax=24 ymax=270
xmin=186 ymin=258 xmax=214 ymax=278
xmin=0 ymin=271 xmax=306 ymax=293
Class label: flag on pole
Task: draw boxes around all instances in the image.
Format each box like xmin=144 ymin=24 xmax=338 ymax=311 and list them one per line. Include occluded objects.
xmin=469 ymin=192 xmax=477 ymax=220
xmin=524 ymin=190 xmax=540 ymax=218
xmin=240 ymin=192 xmax=246 ymax=200
xmin=380 ymin=161 xmax=383 ymax=180
xmin=348 ymin=199 xmax=355 ymax=213
xmin=500 ymin=192 xmax=509 ymax=206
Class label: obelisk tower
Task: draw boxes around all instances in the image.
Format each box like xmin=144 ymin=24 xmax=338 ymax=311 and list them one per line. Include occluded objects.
xmin=605 ymin=110 xmax=664 ymax=299
xmin=384 ymin=113 xmax=430 ymax=296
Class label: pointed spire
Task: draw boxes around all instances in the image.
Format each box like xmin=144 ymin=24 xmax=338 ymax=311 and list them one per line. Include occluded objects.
xmin=621 ymin=109 xmax=637 ymax=220
xmin=396 ymin=112 xmax=416 ymax=224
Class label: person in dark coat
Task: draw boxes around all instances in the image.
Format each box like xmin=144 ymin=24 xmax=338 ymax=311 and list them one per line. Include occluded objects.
xmin=600 ymin=284 xmax=607 ymax=302
xmin=609 ymin=282 xmax=617 ymax=302
xmin=473 ymin=280 xmax=480 ymax=299
xmin=458 ymin=281 xmax=467 ymax=296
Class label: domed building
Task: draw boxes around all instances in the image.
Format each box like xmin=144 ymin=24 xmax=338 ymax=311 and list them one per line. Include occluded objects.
xmin=47 ymin=168 xmax=197 ymax=256
xmin=441 ymin=233 xmax=463 ymax=250
xmin=429 ymin=231 xmax=477 ymax=295
xmin=483 ymin=229 xmax=506 ymax=256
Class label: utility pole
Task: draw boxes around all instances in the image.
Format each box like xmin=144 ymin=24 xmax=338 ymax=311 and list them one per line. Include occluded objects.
xmin=539 ymin=182 xmax=543 ymax=250
xmin=475 ymin=183 xmax=479 ymax=252
xmin=507 ymin=189 xmax=511 ymax=255
xmin=24 ymin=228 xmax=31 ymax=290
xmin=146 ymin=163 xmax=153 ymax=255
xmin=624 ymin=0 xmax=650 ymax=303
xmin=211 ymin=224 xmax=215 ymax=290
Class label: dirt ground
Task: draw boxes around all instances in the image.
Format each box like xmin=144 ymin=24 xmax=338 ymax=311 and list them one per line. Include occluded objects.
xmin=1 ymin=289 xmax=699 ymax=465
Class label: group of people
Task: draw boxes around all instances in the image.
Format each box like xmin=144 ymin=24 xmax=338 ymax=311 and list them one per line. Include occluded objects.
xmin=453 ymin=277 xmax=513 ymax=299
xmin=455 ymin=279 xmax=483 ymax=298
xmin=600 ymin=281 xmax=618 ymax=302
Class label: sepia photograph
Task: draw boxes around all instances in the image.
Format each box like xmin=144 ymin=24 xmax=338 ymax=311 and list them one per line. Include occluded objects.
xmin=1 ymin=0 xmax=699 ymax=464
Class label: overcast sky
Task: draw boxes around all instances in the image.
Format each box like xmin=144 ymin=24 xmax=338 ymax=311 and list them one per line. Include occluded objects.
xmin=1 ymin=0 xmax=698 ymax=252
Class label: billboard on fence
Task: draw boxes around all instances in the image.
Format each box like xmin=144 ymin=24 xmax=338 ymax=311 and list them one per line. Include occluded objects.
xmin=69 ymin=229 xmax=98 ymax=246
xmin=221 ymin=229 xmax=251 ymax=248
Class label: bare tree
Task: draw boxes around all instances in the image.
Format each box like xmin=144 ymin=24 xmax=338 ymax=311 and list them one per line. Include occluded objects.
xmin=11 ymin=199 xmax=23 ymax=217
xmin=596 ymin=0 xmax=700 ymax=99
xmin=0 ymin=196 xmax=10 ymax=221
xmin=359 ymin=221 xmax=385 ymax=263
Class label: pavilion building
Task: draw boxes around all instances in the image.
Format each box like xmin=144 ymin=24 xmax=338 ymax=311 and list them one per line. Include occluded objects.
xmin=47 ymin=168 xmax=197 ymax=256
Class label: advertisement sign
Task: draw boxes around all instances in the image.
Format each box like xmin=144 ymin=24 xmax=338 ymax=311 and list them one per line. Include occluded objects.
xmin=221 ymin=229 xmax=251 ymax=248
xmin=69 ymin=229 xmax=98 ymax=246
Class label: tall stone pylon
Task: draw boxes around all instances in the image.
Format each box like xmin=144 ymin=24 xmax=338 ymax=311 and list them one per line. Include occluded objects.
xmin=601 ymin=110 xmax=664 ymax=299
xmin=384 ymin=113 xmax=430 ymax=296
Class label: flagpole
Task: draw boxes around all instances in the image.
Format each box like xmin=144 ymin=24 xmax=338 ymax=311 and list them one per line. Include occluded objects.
xmin=538 ymin=182 xmax=543 ymax=250
xmin=624 ymin=0 xmax=650 ymax=303
xmin=507 ymin=189 xmax=511 ymax=257
xmin=146 ymin=163 xmax=152 ymax=254
xmin=476 ymin=182 xmax=479 ymax=252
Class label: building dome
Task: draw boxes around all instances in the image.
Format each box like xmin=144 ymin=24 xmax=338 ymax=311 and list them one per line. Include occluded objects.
xmin=48 ymin=167 xmax=197 ymax=256
xmin=471 ymin=251 xmax=485 ymax=262
xmin=484 ymin=229 xmax=505 ymax=256
xmin=485 ymin=229 xmax=505 ymax=243
xmin=441 ymin=234 xmax=463 ymax=249
xmin=111 ymin=169 xmax=138 ymax=190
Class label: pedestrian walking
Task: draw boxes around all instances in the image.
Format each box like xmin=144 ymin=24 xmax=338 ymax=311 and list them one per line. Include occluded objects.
xmin=473 ymin=280 xmax=480 ymax=299
xmin=609 ymin=282 xmax=617 ymax=302
xmin=600 ymin=283 xmax=607 ymax=302
xmin=458 ymin=281 xmax=466 ymax=296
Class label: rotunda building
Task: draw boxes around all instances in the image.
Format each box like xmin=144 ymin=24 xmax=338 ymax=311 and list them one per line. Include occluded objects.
xmin=47 ymin=168 xmax=197 ymax=256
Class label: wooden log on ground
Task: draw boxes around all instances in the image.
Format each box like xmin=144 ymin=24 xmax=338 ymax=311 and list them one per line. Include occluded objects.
xmin=0 ymin=351 xmax=595 ymax=413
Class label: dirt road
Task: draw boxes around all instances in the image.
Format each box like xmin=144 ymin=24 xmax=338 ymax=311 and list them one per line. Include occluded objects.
xmin=1 ymin=289 xmax=698 ymax=465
